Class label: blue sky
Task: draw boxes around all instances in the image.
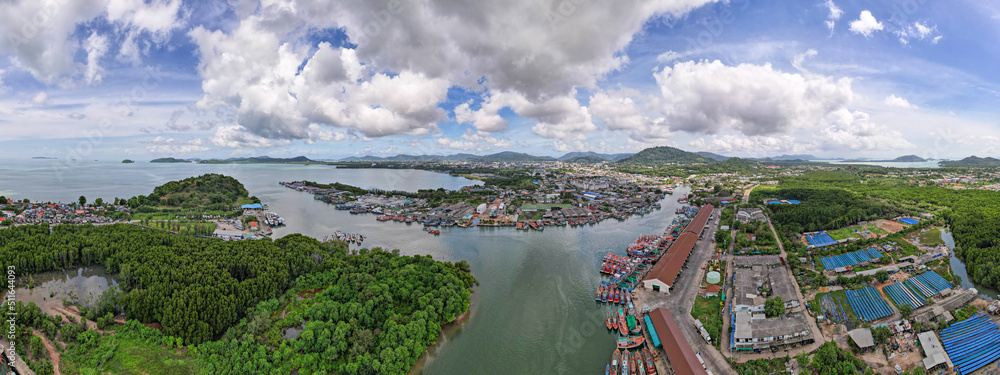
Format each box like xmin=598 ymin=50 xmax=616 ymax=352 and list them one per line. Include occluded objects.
xmin=1 ymin=0 xmax=999 ymax=160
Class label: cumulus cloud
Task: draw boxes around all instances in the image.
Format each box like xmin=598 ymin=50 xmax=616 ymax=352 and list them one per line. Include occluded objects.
xmin=824 ymin=0 xmax=843 ymax=32
xmin=144 ymin=136 xmax=210 ymax=153
xmin=0 ymin=0 xmax=107 ymax=83
xmin=849 ymin=10 xmax=883 ymax=38
xmin=209 ymin=125 xmax=292 ymax=148
xmin=107 ymin=0 xmax=187 ymax=64
xmin=589 ymin=90 xmax=671 ymax=142
xmin=189 ymin=14 xmax=449 ymax=140
xmin=652 ymin=60 xmax=853 ymax=136
xmin=68 ymin=113 xmax=87 ymax=120
xmin=0 ymin=0 xmax=185 ymax=83
xmin=689 ymin=134 xmax=803 ymax=154
xmin=84 ymin=31 xmax=109 ymax=85
xmin=183 ymin=0 xmax=717 ymax=146
xmin=821 ymin=109 xmax=913 ymax=150
xmin=884 ymin=94 xmax=918 ymax=109
xmin=296 ymin=0 xmax=717 ymax=100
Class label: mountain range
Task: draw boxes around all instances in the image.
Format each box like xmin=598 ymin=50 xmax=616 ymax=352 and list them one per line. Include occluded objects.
xmin=337 ymin=151 xmax=634 ymax=163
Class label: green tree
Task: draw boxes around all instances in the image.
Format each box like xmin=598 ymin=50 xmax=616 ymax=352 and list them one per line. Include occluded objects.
xmin=79 ymin=195 xmax=87 ymax=205
xmin=899 ymin=303 xmax=913 ymax=319
xmin=874 ymin=270 xmax=889 ymax=283
xmin=94 ymin=197 xmax=104 ymax=206
xmin=765 ymin=296 xmax=785 ymax=318
xmin=872 ymin=326 xmax=891 ymax=345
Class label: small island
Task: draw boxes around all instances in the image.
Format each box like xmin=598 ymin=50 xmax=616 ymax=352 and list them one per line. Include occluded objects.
xmin=121 ymin=159 xmax=134 ymax=163
xmin=150 ymin=157 xmax=191 ymax=163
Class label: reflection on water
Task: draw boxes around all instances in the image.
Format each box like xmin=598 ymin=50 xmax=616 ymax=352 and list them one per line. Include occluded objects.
xmin=945 ymin=229 xmax=999 ymax=300
xmin=9 ymin=266 xmax=119 ymax=314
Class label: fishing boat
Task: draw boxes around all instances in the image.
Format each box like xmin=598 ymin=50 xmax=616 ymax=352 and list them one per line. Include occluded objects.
xmin=602 ymin=288 xmax=609 ymax=303
xmin=596 ymin=285 xmax=604 ymax=301
xmin=616 ymin=336 xmax=645 ymax=349
xmin=631 ymin=352 xmax=639 ymax=375
xmin=618 ymin=310 xmax=628 ymax=336
xmin=612 ymin=349 xmax=620 ymax=372
xmin=606 ymin=313 xmax=613 ymax=330
xmin=606 ymin=363 xmax=611 ymax=375
xmin=642 ymin=348 xmax=655 ymax=374
xmin=620 ymin=350 xmax=628 ymax=375
xmin=613 ymin=289 xmax=620 ymax=304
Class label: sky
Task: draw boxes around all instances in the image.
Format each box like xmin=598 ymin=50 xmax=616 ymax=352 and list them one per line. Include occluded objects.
xmin=2 ymin=0 xmax=1000 ymax=160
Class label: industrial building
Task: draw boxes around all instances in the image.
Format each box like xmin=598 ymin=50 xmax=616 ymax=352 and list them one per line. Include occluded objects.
xmin=731 ymin=310 xmax=813 ymax=351
xmin=642 ymin=204 xmax=715 ymax=293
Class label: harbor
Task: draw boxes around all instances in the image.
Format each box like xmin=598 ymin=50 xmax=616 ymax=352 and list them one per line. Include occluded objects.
xmin=594 ymin=202 xmax=714 ymax=375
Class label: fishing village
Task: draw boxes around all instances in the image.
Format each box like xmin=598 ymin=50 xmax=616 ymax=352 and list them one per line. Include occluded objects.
xmin=279 ymin=172 xmax=670 ymax=234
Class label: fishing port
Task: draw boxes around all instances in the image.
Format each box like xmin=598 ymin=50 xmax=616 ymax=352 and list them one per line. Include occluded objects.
xmin=596 ymin=202 xmax=718 ymax=375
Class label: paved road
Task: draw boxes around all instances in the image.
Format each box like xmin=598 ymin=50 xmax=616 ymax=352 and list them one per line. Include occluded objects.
xmin=643 ymin=207 xmax=736 ymax=375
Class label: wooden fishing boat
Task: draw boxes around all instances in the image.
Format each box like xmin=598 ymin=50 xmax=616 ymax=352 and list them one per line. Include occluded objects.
xmin=616 ymin=336 xmax=645 ymax=349
xmin=631 ymin=351 xmax=639 ymax=375
xmin=642 ymin=347 xmax=655 ymax=374
xmin=612 ymin=349 xmax=620 ymax=372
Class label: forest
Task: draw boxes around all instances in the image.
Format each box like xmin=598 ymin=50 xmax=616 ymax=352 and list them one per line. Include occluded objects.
xmin=1 ymin=225 xmax=476 ymax=374
xmin=198 ymin=248 xmax=476 ymax=374
xmin=0 ymin=224 xmax=344 ymax=344
xmin=754 ymin=169 xmax=1000 ymax=289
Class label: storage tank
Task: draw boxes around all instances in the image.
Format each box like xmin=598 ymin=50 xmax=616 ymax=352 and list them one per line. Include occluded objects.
xmin=706 ymin=271 xmax=721 ymax=285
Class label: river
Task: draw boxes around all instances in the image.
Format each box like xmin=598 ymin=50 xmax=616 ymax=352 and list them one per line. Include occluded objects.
xmin=0 ymin=159 xmax=689 ymax=374
xmin=944 ymin=228 xmax=1000 ymax=300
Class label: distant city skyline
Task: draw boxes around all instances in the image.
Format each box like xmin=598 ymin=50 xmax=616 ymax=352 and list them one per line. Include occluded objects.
xmin=2 ymin=0 xmax=999 ymax=160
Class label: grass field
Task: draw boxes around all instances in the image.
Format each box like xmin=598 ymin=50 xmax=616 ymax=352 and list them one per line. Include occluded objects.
xmin=61 ymin=325 xmax=204 ymax=375
xmin=826 ymin=223 xmax=888 ymax=241
xmin=690 ymin=295 xmax=723 ymax=348
xmin=916 ymin=227 xmax=944 ymax=247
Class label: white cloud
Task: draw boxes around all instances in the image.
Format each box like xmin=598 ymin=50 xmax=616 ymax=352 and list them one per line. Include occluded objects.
xmin=656 ymin=50 xmax=682 ymax=63
xmin=209 ymin=125 xmax=292 ymax=148
xmin=68 ymin=113 xmax=87 ymax=120
xmin=689 ymin=134 xmax=804 ymax=154
xmin=824 ymin=0 xmax=843 ymax=32
xmin=296 ymin=0 xmax=717 ymax=100
xmin=183 ymin=0 xmax=718 ymax=145
xmin=589 ymin=90 xmax=671 ymax=142
xmin=849 ymin=10 xmax=883 ymax=38
xmin=894 ymin=21 xmax=942 ymax=45
xmin=144 ymin=136 xmax=210 ymax=153
xmin=821 ymin=109 xmax=913 ymax=150
xmin=0 ymin=0 xmax=107 ymax=84
xmin=652 ymin=60 xmax=853 ymax=136
xmin=84 ymin=31 xmax=109 ymax=85
xmin=31 ymin=92 xmax=49 ymax=106
xmin=884 ymin=94 xmax=918 ymax=109
xmin=792 ymin=49 xmax=818 ymax=73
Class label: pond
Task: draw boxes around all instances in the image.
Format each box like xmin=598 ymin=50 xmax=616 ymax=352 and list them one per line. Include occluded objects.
xmin=945 ymin=228 xmax=999 ymax=300
xmin=12 ymin=266 xmax=120 ymax=316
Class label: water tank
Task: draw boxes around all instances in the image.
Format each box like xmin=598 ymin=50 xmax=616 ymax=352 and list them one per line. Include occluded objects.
xmin=706 ymin=271 xmax=721 ymax=285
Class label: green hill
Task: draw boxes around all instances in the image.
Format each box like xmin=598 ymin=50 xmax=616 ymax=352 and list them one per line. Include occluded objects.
xmin=476 ymin=151 xmax=557 ymax=162
xmin=149 ymin=174 xmax=251 ymax=208
xmin=564 ymin=155 xmax=608 ymax=163
xmin=939 ymin=156 xmax=1000 ymax=167
xmin=619 ymin=146 xmax=714 ymax=165
xmin=150 ymin=157 xmax=191 ymax=163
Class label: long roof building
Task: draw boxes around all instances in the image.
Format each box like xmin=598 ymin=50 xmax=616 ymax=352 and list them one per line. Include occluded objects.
xmin=647 ymin=308 xmax=709 ymax=375
xmin=642 ymin=204 xmax=715 ymax=293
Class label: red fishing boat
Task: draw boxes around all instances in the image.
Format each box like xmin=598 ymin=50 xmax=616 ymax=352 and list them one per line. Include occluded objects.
xmin=616 ymin=336 xmax=645 ymax=349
